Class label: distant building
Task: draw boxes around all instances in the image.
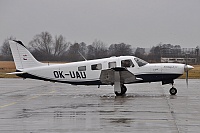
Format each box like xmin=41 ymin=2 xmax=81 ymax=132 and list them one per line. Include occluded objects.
xmin=159 ymin=43 xmax=198 ymax=58
xmin=161 ymin=57 xmax=196 ymax=64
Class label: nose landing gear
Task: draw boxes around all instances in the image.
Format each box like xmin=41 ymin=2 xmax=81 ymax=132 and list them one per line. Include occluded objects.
xmin=169 ymin=83 xmax=177 ymax=95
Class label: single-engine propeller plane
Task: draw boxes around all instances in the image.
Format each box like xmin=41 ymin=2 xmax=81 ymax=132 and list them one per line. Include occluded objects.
xmin=8 ymin=40 xmax=194 ymax=96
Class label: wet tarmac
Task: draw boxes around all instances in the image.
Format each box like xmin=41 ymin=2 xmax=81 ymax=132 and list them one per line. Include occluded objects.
xmin=0 ymin=78 xmax=200 ymax=133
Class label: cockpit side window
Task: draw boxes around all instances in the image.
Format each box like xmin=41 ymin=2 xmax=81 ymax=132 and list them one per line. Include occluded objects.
xmin=121 ymin=59 xmax=134 ymax=68
xmin=134 ymin=58 xmax=148 ymax=67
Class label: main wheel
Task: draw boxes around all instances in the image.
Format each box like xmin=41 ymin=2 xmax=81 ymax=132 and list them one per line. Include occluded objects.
xmin=169 ymin=87 xmax=177 ymax=95
xmin=115 ymin=84 xmax=127 ymax=96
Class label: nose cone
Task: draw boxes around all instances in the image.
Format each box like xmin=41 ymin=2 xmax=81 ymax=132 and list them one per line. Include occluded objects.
xmin=184 ymin=65 xmax=194 ymax=72
xmin=188 ymin=65 xmax=194 ymax=70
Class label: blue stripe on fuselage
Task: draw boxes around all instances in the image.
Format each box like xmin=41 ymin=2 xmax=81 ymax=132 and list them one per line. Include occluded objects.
xmin=16 ymin=70 xmax=181 ymax=85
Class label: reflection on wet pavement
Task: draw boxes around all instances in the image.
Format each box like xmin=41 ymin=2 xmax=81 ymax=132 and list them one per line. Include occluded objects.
xmin=0 ymin=79 xmax=200 ymax=132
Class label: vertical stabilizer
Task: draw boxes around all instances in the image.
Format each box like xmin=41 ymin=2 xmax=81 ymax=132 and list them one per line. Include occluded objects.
xmin=9 ymin=40 xmax=44 ymax=69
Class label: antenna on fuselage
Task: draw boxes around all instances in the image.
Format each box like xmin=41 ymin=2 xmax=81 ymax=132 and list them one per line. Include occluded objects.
xmin=78 ymin=51 xmax=87 ymax=61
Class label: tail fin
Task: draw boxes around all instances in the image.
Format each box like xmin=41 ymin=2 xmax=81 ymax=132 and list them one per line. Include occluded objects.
xmin=9 ymin=40 xmax=44 ymax=69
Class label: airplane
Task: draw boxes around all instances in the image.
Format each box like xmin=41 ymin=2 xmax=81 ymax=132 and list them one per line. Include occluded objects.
xmin=8 ymin=40 xmax=194 ymax=96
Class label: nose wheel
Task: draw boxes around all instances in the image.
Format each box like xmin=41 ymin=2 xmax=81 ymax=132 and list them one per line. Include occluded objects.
xmin=169 ymin=87 xmax=177 ymax=95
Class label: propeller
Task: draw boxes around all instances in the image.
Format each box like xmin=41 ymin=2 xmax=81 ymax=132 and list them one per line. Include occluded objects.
xmin=184 ymin=56 xmax=194 ymax=87
xmin=184 ymin=65 xmax=192 ymax=87
xmin=186 ymin=66 xmax=188 ymax=87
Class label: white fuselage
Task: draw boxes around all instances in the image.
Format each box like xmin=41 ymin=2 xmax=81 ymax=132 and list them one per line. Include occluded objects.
xmin=18 ymin=56 xmax=186 ymax=85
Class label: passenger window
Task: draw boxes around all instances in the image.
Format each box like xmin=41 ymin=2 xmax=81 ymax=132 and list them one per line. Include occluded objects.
xmin=78 ymin=66 xmax=86 ymax=71
xmin=121 ymin=59 xmax=134 ymax=67
xmin=91 ymin=63 xmax=102 ymax=70
xmin=108 ymin=62 xmax=116 ymax=68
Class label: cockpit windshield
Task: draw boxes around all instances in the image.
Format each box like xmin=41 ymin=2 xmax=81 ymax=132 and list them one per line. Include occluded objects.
xmin=134 ymin=58 xmax=148 ymax=67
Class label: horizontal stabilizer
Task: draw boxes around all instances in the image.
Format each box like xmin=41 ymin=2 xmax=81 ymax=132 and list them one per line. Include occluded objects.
xmin=7 ymin=71 xmax=26 ymax=75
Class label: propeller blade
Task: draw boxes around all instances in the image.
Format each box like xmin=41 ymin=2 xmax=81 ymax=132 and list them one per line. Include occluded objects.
xmin=184 ymin=64 xmax=194 ymax=88
xmin=186 ymin=70 xmax=188 ymax=88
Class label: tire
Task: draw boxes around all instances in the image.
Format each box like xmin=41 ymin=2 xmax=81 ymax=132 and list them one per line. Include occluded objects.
xmin=121 ymin=84 xmax=127 ymax=94
xmin=115 ymin=91 xmax=121 ymax=96
xmin=115 ymin=84 xmax=127 ymax=96
xmin=169 ymin=87 xmax=177 ymax=95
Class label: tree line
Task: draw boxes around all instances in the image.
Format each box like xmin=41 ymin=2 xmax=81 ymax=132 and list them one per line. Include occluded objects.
xmin=0 ymin=31 xmax=134 ymax=62
xmin=0 ymin=31 xmax=199 ymax=63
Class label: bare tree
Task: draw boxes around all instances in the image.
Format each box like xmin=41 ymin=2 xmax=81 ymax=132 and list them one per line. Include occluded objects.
xmin=29 ymin=32 xmax=53 ymax=60
xmin=0 ymin=36 xmax=15 ymax=60
xmin=53 ymin=35 xmax=70 ymax=58
xmin=87 ymin=45 xmax=95 ymax=59
xmin=149 ymin=45 xmax=161 ymax=62
xmin=66 ymin=42 xmax=87 ymax=62
xmin=135 ymin=47 xmax=145 ymax=58
xmin=87 ymin=40 xmax=108 ymax=59
xmin=108 ymin=43 xmax=132 ymax=57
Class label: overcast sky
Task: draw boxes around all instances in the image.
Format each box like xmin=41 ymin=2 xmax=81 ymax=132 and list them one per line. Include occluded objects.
xmin=1 ymin=0 xmax=200 ymax=48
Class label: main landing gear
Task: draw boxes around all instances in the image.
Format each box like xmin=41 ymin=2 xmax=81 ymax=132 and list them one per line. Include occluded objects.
xmin=115 ymin=84 xmax=127 ymax=96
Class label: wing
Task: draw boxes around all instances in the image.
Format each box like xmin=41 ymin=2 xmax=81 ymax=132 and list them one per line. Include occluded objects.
xmin=100 ymin=67 xmax=142 ymax=85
